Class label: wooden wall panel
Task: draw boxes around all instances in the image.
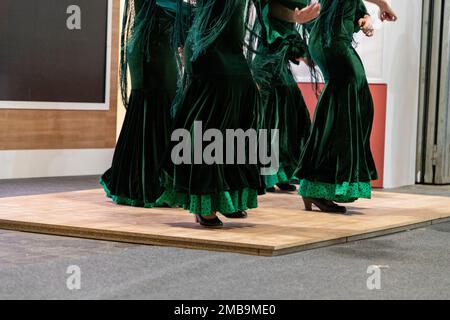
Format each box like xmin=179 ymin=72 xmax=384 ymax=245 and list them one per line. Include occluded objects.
xmin=0 ymin=0 xmax=120 ymax=150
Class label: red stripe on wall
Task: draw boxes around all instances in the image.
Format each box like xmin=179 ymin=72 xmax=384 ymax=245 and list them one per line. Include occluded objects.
xmin=298 ymin=83 xmax=387 ymax=188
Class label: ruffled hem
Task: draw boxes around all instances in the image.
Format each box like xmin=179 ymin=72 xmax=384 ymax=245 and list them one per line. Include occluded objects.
xmin=264 ymin=166 xmax=290 ymax=189
xmin=100 ymin=179 xmax=156 ymax=208
xmin=298 ymin=179 xmax=372 ymax=203
xmin=156 ymin=187 xmax=258 ymax=216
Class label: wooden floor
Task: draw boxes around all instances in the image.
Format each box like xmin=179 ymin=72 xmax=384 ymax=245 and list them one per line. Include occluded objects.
xmin=0 ymin=189 xmax=449 ymax=256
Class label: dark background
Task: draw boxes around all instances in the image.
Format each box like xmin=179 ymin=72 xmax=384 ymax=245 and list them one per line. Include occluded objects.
xmin=0 ymin=0 xmax=109 ymax=103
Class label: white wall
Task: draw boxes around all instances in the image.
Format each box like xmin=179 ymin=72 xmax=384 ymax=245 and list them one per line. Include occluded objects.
xmin=0 ymin=149 xmax=114 ymax=180
xmin=382 ymin=0 xmax=422 ymax=188
xmin=117 ymin=0 xmax=126 ymax=137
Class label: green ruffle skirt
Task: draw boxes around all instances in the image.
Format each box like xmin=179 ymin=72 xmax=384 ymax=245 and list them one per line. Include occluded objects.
xmin=295 ymin=77 xmax=378 ymax=202
xmin=161 ymin=73 xmax=263 ymax=215
xmin=156 ymin=185 xmax=258 ymax=216
xmin=299 ymin=180 xmax=372 ymax=203
xmin=101 ymin=88 xmax=174 ymax=208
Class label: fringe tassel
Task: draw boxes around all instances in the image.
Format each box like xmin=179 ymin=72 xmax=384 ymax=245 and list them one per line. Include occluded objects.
xmin=188 ymin=0 xmax=240 ymax=62
xmin=119 ymin=0 xmax=157 ymax=109
xmin=119 ymin=0 xmax=132 ymax=108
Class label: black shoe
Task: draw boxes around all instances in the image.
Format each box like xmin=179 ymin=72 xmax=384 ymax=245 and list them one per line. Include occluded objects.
xmin=225 ymin=211 xmax=248 ymax=219
xmin=266 ymin=187 xmax=277 ymax=193
xmin=195 ymin=215 xmax=223 ymax=228
xmin=302 ymin=198 xmax=347 ymax=214
xmin=324 ymin=200 xmax=348 ymax=213
xmin=276 ymin=183 xmax=297 ymax=192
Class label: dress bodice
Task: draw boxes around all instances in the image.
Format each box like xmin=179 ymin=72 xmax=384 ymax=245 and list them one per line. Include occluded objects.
xmin=185 ymin=0 xmax=251 ymax=76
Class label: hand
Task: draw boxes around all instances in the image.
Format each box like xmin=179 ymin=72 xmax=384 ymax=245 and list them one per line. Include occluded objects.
xmin=296 ymin=57 xmax=309 ymax=65
xmin=378 ymin=0 xmax=397 ymax=21
xmin=178 ymin=46 xmax=185 ymax=65
xmin=294 ymin=3 xmax=321 ymax=24
xmin=359 ymin=15 xmax=374 ymax=37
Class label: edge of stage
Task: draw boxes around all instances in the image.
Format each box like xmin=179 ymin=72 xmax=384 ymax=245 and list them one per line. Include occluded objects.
xmin=0 ymin=189 xmax=449 ymax=256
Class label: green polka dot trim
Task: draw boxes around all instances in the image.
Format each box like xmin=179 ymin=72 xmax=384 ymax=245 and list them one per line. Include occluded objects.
xmin=156 ymin=187 xmax=258 ymax=216
xmin=298 ymin=179 xmax=372 ymax=203
xmin=99 ymin=179 xmax=156 ymax=208
xmin=264 ymin=166 xmax=290 ymax=189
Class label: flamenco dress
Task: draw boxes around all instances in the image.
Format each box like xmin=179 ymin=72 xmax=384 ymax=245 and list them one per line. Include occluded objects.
xmin=250 ymin=0 xmax=312 ymax=190
xmin=157 ymin=0 xmax=263 ymax=216
xmin=295 ymin=0 xmax=378 ymax=203
xmin=100 ymin=0 xmax=180 ymax=207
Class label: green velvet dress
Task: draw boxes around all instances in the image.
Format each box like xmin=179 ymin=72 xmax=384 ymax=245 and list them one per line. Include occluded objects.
xmin=157 ymin=0 xmax=262 ymax=216
xmin=295 ymin=0 xmax=378 ymax=202
xmin=100 ymin=0 xmax=179 ymax=207
xmin=252 ymin=0 xmax=311 ymax=189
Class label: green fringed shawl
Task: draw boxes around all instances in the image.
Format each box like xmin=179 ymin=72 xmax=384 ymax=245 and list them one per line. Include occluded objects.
xmin=120 ymin=0 xmax=157 ymax=108
xmin=247 ymin=0 xmax=310 ymax=89
xmin=260 ymin=0 xmax=309 ymax=47
xmin=187 ymin=0 xmax=243 ymax=62
xmin=120 ymin=0 xmax=190 ymax=108
xmin=173 ymin=0 xmax=194 ymax=47
xmin=171 ymin=0 xmax=254 ymax=117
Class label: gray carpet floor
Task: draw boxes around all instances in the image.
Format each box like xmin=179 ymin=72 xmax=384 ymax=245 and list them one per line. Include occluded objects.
xmin=0 ymin=176 xmax=449 ymax=300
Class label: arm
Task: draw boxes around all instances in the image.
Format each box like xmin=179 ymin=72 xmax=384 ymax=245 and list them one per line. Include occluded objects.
xmin=364 ymin=0 xmax=398 ymax=21
xmin=355 ymin=0 xmax=374 ymax=37
xmin=269 ymin=1 xmax=320 ymax=24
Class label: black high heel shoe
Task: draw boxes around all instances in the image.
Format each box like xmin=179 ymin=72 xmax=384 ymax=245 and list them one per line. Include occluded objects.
xmin=225 ymin=211 xmax=248 ymax=219
xmin=195 ymin=215 xmax=223 ymax=228
xmin=302 ymin=198 xmax=347 ymax=214
xmin=276 ymin=183 xmax=297 ymax=192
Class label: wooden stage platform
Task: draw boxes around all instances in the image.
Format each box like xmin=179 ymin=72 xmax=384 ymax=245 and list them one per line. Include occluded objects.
xmin=0 ymin=189 xmax=449 ymax=256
